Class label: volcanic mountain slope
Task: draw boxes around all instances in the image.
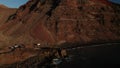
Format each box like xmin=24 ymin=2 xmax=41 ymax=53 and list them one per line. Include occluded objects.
xmin=0 ymin=4 xmax=16 ymax=46
xmin=0 ymin=0 xmax=120 ymax=45
xmin=0 ymin=4 xmax=8 ymax=8
xmin=0 ymin=4 xmax=16 ymax=25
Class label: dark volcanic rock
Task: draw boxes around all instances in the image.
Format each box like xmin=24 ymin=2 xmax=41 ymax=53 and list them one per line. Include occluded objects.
xmin=1 ymin=0 xmax=120 ymax=44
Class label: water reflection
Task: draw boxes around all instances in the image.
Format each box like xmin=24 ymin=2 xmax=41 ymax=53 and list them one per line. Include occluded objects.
xmin=52 ymin=58 xmax=62 ymax=65
xmin=40 ymin=43 xmax=120 ymax=68
xmin=50 ymin=55 xmax=74 ymax=68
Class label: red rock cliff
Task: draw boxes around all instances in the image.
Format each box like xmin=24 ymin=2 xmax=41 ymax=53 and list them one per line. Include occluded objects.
xmin=1 ymin=0 xmax=120 ymax=44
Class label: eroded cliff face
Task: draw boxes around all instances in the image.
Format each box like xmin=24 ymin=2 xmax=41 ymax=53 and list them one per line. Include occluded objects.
xmin=1 ymin=0 xmax=120 ymax=44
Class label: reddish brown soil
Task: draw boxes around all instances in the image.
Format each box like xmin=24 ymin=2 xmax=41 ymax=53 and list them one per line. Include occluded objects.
xmin=0 ymin=0 xmax=120 ymax=66
xmin=0 ymin=0 xmax=119 ymax=45
xmin=32 ymin=23 xmax=55 ymax=43
xmin=0 ymin=5 xmax=16 ymax=25
xmin=0 ymin=44 xmax=41 ymax=65
xmin=0 ymin=4 xmax=8 ymax=8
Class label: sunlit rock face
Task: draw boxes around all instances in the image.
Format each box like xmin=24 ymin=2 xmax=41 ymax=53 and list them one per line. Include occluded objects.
xmin=1 ymin=0 xmax=120 ymax=44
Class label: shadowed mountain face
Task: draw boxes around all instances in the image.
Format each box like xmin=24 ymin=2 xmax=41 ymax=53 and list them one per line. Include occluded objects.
xmin=0 ymin=0 xmax=120 ymax=45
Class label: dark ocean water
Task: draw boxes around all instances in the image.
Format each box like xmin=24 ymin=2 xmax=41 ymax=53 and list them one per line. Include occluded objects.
xmin=41 ymin=43 xmax=120 ymax=68
xmin=54 ymin=44 xmax=120 ymax=68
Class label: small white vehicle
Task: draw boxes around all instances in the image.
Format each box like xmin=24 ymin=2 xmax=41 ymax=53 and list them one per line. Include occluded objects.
xmin=8 ymin=44 xmax=25 ymax=51
xmin=14 ymin=44 xmax=25 ymax=48
xmin=8 ymin=46 xmax=15 ymax=51
xmin=33 ymin=43 xmax=41 ymax=50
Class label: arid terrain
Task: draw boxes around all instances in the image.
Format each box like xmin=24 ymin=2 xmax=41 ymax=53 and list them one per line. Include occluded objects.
xmin=0 ymin=4 xmax=16 ymax=48
xmin=0 ymin=0 xmax=120 ymax=68
xmin=0 ymin=4 xmax=16 ymax=26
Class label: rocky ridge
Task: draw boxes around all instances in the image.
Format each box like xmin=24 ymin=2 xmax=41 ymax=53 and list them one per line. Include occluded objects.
xmin=0 ymin=0 xmax=120 ymax=67
xmin=0 ymin=0 xmax=120 ymax=45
